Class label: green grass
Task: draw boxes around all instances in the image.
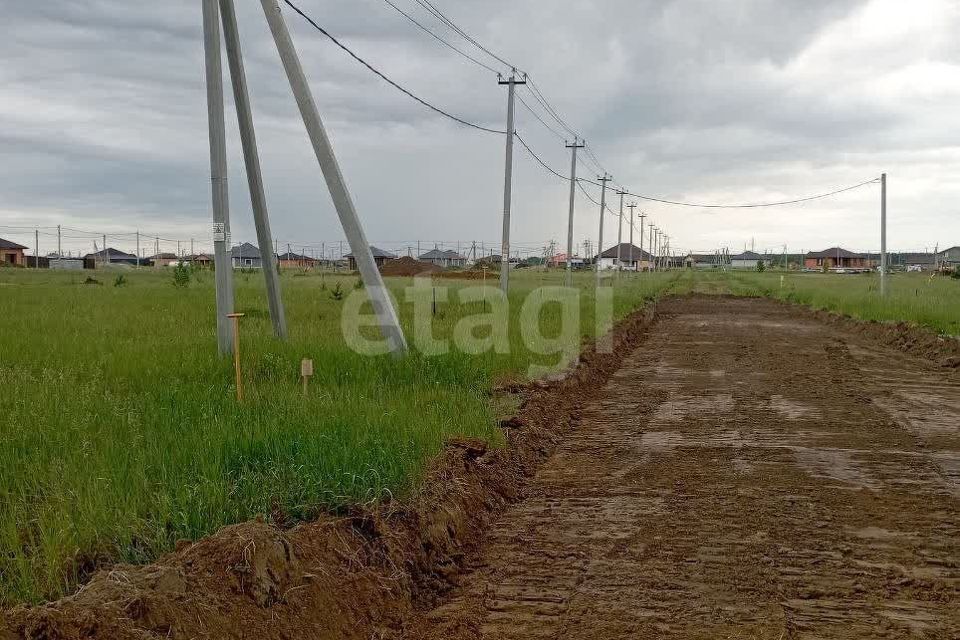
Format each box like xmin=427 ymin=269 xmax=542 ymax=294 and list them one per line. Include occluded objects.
xmin=0 ymin=266 xmax=679 ymax=604
xmin=719 ymin=269 xmax=960 ymax=337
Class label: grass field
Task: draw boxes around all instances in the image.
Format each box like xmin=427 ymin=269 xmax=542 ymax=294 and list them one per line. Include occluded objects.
xmin=722 ymin=270 xmax=960 ymax=337
xmin=0 ymin=266 xmax=679 ymax=604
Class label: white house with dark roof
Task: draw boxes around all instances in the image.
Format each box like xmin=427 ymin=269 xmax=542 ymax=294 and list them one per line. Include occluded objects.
xmin=418 ymin=248 xmax=466 ymax=268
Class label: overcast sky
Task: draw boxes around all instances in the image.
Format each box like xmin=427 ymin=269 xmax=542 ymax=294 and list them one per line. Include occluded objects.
xmin=2 ymin=0 xmax=959 ymax=258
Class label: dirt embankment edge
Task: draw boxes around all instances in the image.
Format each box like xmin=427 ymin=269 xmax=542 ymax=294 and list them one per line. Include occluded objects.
xmin=1 ymin=301 xmax=661 ymax=640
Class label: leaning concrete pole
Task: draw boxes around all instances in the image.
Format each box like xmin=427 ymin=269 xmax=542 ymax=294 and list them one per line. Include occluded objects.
xmin=221 ymin=0 xmax=287 ymax=339
xmin=260 ymin=0 xmax=406 ymax=353
xmin=202 ymin=0 xmax=236 ymax=355
xmin=880 ymin=172 xmax=888 ymax=297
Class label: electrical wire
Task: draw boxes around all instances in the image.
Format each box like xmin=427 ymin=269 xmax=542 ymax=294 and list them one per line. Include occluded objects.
xmin=378 ymin=0 xmax=500 ymax=75
xmin=514 ymin=133 xmax=568 ymax=181
xmin=282 ymin=0 xmax=505 ymax=135
xmin=412 ymin=0 xmax=517 ymax=71
xmin=577 ymin=176 xmax=880 ymax=209
xmin=524 ymin=78 xmax=580 ymax=139
xmin=516 ymin=95 xmax=567 ymax=142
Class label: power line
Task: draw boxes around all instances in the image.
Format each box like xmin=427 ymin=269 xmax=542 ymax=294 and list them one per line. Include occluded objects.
xmin=412 ymin=0 xmax=517 ymax=71
xmin=524 ymin=78 xmax=580 ymax=139
xmin=514 ymin=133 xmax=567 ymax=181
xmin=577 ymin=176 xmax=880 ymax=209
xmin=516 ymin=94 xmax=567 ymax=142
xmin=378 ymin=0 xmax=500 ymax=75
xmin=282 ymin=0 xmax=505 ymax=135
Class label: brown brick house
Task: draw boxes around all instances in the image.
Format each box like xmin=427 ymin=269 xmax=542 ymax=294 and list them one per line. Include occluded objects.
xmin=804 ymin=248 xmax=869 ymax=270
xmin=0 ymin=237 xmax=27 ymax=266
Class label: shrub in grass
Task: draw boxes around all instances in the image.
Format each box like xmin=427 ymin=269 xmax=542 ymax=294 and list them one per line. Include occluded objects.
xmin=114 ymin=274 xmax=127 ymax=287
xmin=172 ymin=263 xmax=190 ymax=287
xmin=330 ymin=282 xmax=344 ymax=300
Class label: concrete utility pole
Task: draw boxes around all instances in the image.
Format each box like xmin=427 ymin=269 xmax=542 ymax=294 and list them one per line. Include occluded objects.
xmin=203 ymin=0 xmax=236 ymax=354
xmin=595 ymin=174 xmax=612 ymax=285
xmin=57 ymin=225 xmax=61 ymax=258
xmin=627 ymin=203 xmax=636 ymax=271
xmin=880 ymin=172 xmax=888 ymax=297
xmin=260 ymin=0 xmax=406 ymax=353
xmin=638 ymin=211 xmax=647 ymax=272
xmin=498 ymin=70 xmax=526 ymax=293
xmin=34 ymin=229 xmax=38 ymax=268
xmin=615 ymin=188 xmax=626 ymax=275
xmin=222 ymin=0 xmax=287 ymax=339
xmin=136 ymin=230 xmax=140 ymax=268
xmin=565 ymin=138 xmax=585 ymax=287
xmin=650 ymin=227 xmax=657 ymax=272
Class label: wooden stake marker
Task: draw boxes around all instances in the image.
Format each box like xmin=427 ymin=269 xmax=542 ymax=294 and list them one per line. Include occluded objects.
xmin=301 ymin=358 xmax=314 ymax=396
xmin=227 ymin=313 xmax=245 ymax=401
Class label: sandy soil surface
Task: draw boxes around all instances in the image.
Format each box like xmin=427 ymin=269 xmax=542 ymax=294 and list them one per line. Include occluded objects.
xmin=408 ymin=296 xmax=960 ymax=639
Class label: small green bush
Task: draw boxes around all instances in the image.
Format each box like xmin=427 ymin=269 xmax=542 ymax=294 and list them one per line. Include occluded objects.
xmin=113 ymin=274 xmax=127 ymax=287
xmin=756 ymin=260 xmax=766 ymax=272
xmin=330 ymin=282 xmax=344 ymax=300
xmin=172 ymin=263 xmax=190 ymax=287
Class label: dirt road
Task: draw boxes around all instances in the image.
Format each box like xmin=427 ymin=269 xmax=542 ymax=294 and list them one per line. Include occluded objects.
xmin=412 ymin=296 xmax=960 ymax=639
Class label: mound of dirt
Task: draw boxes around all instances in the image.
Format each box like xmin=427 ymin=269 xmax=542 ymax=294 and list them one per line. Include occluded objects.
xmin=381 ymin=257 xmax=439 ymax=277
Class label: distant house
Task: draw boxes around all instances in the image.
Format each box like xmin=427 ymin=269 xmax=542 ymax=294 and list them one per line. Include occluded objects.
xmin=804 ymin=248 xmax=869 ymax=271
xmin=899 ymin=252 xmax=937 ymax=272
xmin=549 ymin=253 xmax=586 ymax=269
xmin=150 ymin=252 xmax=179 ymax=268
xmin=938 ymin=246 xmax=960 ymax=267
xmin=0 ymin=237 xmax=28 ymax=266
xmin=730 ymin=251 xmax=770 ymax=269
xmin=278 ymin=252 xmax=318 ymax=270
xmin=343 ymin=246 xmax=396 ymax=271
xmin=596 ymin=243 xmax=652 ymax=270
xmin=231 ymin=242 xmax=266 ymax=269
xmin=686 ymin=253 xmax=722 ymax=269
xmin=185 ymin=254 xmax=213 ymax=268
xmin=85 ymin=248 xmax=140 ymax=266
xmin=418 ymin=249 xmax=466 ymax=268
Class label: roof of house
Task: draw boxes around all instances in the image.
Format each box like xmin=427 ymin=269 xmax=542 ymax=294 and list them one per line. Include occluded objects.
xmin=278 ymin=252 xmax=315 ymax=261
xmin=0 ymin=237 xmax=29 ymax=250
xmin=937 ymin=246 xmax=960 ymax=255
xmin=150 ymin=252 xmax=178 ymax=260
xmin=185 ymin=254 xmax=212 ymax=261
xmin=687 ymin=253 xmax=719 ymax=262
xmin=85 ymin=248 xmax=137 ymax=260
xmin=806 ymin=247 xmax=864 ymax=259
xmin=730 ymin=250 xmax=765 ymax=261
xmin=900 ymin=252 xmax=937 ymax=264
xmin=230 ymin=242 xmax=261 ymax=259
xmin=343 ymin=246 xmax=397 ymax=259
xmin=418 ymin=248 xmax=465 ymax=260
xmin=598 ymin=243 xmax=651 ymax=260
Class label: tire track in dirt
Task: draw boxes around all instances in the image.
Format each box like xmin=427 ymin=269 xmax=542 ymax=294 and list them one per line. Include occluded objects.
xmin=409 ymin=296 xmax=960 ymax=639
